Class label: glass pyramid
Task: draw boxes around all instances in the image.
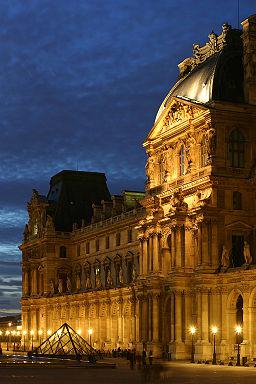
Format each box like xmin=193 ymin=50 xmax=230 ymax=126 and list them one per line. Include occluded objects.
xmin=33 ymin=322 xmax=98 ymax=361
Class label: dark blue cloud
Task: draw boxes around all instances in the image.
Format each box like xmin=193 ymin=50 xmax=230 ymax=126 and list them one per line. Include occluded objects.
xmin=0 ymin=0 xmax=255 ymax=314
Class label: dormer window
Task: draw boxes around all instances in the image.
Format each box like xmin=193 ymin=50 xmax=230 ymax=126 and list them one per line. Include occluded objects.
xmin=60 ymin=246 xmax=67 ymax=258
xmin=229 ymin=129 xmax=245 ymax=168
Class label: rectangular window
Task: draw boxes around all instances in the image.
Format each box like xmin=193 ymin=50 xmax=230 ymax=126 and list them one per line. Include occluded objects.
xmin=217 ymin=190 xmax=225 ymax=209
xmin=105 ymin=236 xmax=110 ymax=249
xmin=233 ymin=191 xmax=242 ymax=210
xmin=116 ymin=232 xmax=121 ymax=246
xmin=127 ymin=229 xmax=132 ymax=243
xmin=96 ymin=239 xmax=99 ymax=252
xmin=86 ymin=242 xmax=90 ymax=254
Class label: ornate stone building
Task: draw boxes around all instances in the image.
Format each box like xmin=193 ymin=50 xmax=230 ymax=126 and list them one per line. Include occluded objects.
xmin=21 ymin=15 xmax=256 ymax=360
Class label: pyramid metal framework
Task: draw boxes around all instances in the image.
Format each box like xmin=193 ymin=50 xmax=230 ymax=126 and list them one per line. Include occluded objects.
xmin=32 ymin=323 xmax=98 ymax=360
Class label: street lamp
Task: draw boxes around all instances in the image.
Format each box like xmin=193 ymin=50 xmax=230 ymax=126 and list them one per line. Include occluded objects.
xmin=189 ymin=326 xmax=196 ymax=363
xmin=38 ymin=330 xmax=43 ymax=345
xmin=22 ymin=331 xmax=27 ymax=352
xmin=88 ymin=328 xmax=93 ymax=346
xmin=30 ymin=330 xmax=34 ymax=351
xmin=211 ymin=326 xmax=218 ymax=365
xmin=6 ymin=330 xmax=10 ymax=351
xmin=235 ymin=325 xmax=242 ymax=366
xmin=12 ymin=331 xmax=16 ymax=351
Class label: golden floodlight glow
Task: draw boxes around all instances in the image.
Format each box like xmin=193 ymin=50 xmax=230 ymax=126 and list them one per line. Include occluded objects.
xmin=235 ymin=325 xmax=242 ymax=335
xmin=211 ymin=326 xmax=218 ymax=335
xmin=77 ymin=329 xmax=82 ymax=335
xmin=6 ymin=331 xmax=10 ymax=336
xmin=16 ymin=331 xmax=20 ymax=336
xmin=12 ymin=331 xmax=16 ymax=336
xmin=30 ymin=330 xmax=34 ymax=336
xmin=8 ymin=322 xmax=12 ymax=327
xmin=88 ymin=328 xmax=93 ymax=335
xmin=22 ymin=330 xmax=27 ymax=336
xmin=47 ymin=329 xmax=52 ymax=336
xmin=57 ymin=329 xmax=62 ymax=336
xmin=189 ymin=326 xmax=196 ymax=335
xmin=38 ymin=330 xmax=43 ymax=336
xmin=0 ymin=331 xmax=2 ymax=336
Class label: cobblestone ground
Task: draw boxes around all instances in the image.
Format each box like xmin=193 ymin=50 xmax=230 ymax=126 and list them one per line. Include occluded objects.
xmin=0 ymin=359 xmax=256 ymax=384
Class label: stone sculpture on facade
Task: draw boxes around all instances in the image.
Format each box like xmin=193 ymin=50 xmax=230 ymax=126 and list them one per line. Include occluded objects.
xmin=76 ymin=273 xmax=81 ymax=290
xmin=58 ymin=278 xmax=63 ymax=294
xmin=49 ymin=279 xmax=55 ymax=295
xmin=67 ymin=275 xmax=72 ymax=292
xmin=221 ymin=245 xmax=230 ymax=270
xmin=118 ymin=265 xmax=124 ymax=284
xmin=244 ymin=241 xmax=252 ymax=265
xmin=85 ymin=271 xmax=92 ymax=289
xmin=106 ymin=268 xmax=113 ymax=286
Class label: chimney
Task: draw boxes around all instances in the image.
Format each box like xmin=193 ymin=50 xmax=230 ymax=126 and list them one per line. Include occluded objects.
xmin=241 ymin=15 xmax=256 ymax=105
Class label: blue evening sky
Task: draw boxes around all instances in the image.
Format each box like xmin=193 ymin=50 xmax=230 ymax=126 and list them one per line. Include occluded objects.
xmin=0 ymin=0 xmax=254 ymax=315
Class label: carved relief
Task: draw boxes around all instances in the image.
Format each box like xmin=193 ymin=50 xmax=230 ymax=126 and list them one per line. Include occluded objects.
xmin=163 ymin=102 xmax=198 ymax=129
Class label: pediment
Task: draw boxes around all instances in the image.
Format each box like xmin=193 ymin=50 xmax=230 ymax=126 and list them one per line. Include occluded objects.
xmin=145 ymin=96 xmax=207 ymax=143
xmin=225 ymin=220 xmax=253 ymax=230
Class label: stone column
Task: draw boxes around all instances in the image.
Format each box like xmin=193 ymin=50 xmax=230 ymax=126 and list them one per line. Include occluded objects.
xmin=210 ymin=220 xmax=218 ymax=268
xmin=142 ymin=297 xmax=148 ymax=342
xmin=184 ymin=292 xmax=192 ymax=343
xmin=153 ymin=234 xmax=159 ymax=272
xmin=142 ymin=239 xmax=147 ymax=275
xmin=175 ymin=291 xmax=182 ymax=343
xmin=152 ymin=293 xmax=161 ymax=357
xmin=243 ymin=292 xmax=250 ymax=355
xmin=149 ymin=236 xmax=153 ymax=272
xmin=201 ymin=223 xmax=209 ymax=266
xmin=139 ymin=239 xmax=143 ymax=275
xmin=198 ymin=223 xmax=202 ymax=266
xmin=148 ymin=295 xmax=152 ymax=341
xmin=175 ymin=227 xmax=182 ymax=269
xmin=201 ymin=290 xmax=209 ymax=342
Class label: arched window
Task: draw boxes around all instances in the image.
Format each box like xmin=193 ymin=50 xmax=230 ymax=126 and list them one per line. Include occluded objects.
xmin=180 ymin=145 xmax=185 ymax=176
xmin=229 ymin=129 xmax=245 ymax=168
xmin=59 ymin=246 xmax=67 ymax=258
xmin=200 ymin=136 xmax=208 ymax=167
xmin=236 ymin=295 xmax=243 ymax=343
xmin=233 ymin=191 xmax=242 ymax=210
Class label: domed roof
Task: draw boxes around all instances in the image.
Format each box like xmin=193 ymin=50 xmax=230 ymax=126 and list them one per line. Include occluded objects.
xmin=155 ymin=26 xmax=244 ymax=122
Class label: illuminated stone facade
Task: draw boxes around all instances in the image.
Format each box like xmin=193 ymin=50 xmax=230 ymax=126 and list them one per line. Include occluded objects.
xmin=21 ymin=15 xmax=256 ymax=360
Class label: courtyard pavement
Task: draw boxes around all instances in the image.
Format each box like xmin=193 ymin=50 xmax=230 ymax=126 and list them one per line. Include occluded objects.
xmin=0 ymin=357 xmax=256 ymax=384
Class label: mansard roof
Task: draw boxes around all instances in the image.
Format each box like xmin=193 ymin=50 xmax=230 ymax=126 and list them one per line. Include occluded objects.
xmin=155 ymin=24 xmax=244 ymax=123
xmin=47 ymin=170 xmax=111 ymax=231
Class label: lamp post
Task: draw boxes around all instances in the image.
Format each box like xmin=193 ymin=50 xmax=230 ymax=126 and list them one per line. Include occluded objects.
xmin=16 ymin=331 xmax=20 ymax=351
xmin=12 ymin=331 xmax=16 ymax=351
xmin=30 ymin=330 xmax=34 ymax=351
xmin=6 ymin=331 xmax=10 ymax=351
xmin=88 ymin=328 xmax=93 ymax=347
xmin=38 ymin=329 xmax=43 ymax=345
xmin=235 ymin=325 xmax=242 ymax=366
xmin=211 ymin=326 xmax=218 ymax=365
xmin=189 ymin=326 xmax=196 ymax=363
xmin=22 ymin=331 xmax=27 ymax=352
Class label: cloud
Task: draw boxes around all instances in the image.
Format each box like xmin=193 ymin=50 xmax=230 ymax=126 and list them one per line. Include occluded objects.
xmin=0 ymin=0 xmax=255 ymax=314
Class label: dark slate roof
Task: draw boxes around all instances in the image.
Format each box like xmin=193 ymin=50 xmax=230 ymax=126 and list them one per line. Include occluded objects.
xmin=155 ymin=28 xmax=244 ymax=121
xmin=47 ymin=170 xmax=111 ymax=231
